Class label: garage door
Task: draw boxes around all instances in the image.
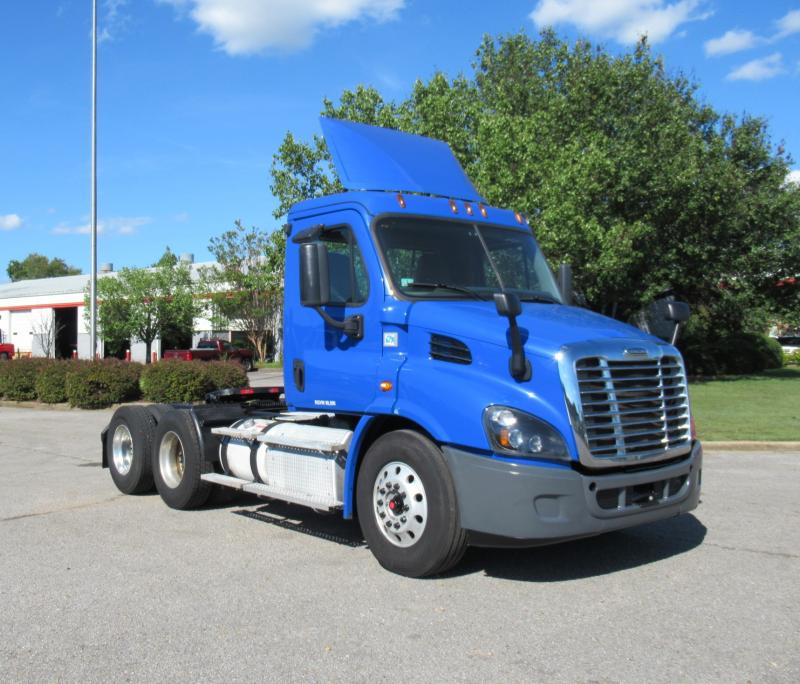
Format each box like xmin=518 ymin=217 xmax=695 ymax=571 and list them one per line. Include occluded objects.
xmin=9 ymin=309 xmax=33 ymax=353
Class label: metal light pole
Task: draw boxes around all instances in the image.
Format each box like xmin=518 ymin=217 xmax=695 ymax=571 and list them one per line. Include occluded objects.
xmin=89 ymin=0 xmax=98 ymax=359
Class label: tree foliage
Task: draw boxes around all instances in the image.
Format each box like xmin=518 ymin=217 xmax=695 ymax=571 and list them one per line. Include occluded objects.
xmin=201 ymin=221 xmax=285 ymax=362
xmin=89 ymin=249 xmax=198 ymax=362
xmin=7 ymin=253 xmax=81 ymax=281
xmin=270 ymin=31 xmax=800 ymax=339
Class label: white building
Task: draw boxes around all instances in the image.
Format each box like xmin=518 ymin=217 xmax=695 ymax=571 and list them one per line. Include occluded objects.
xmin=0 ymin=257 xmax=221 ymax=363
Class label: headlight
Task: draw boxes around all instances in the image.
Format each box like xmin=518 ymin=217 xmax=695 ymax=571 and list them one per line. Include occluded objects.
xmin=483 ymin=406 xmax=569 ymax=461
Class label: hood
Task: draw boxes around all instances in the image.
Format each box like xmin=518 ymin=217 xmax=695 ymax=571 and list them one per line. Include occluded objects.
xmin=406 ymin=300 xmax=661 ymax=358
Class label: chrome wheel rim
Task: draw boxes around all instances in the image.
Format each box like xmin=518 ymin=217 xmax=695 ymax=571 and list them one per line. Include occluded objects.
xmin=112 ymin=424 xmax=134 ymax=476
xmin=373 ymin=461 xmax=428 ymax=548
xmin=159 ymin=431 xmax=185 ymax=489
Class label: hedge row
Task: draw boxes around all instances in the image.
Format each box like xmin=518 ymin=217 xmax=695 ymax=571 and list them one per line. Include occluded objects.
xmin=140 ymin=359 xmax=247 ymax=403
xmin=682 ymin=333 xmax=784 ymax=376
xmin=0 ymin=358 xmax=248 ymax=408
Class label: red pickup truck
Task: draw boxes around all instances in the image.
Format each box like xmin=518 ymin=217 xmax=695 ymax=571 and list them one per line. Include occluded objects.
xmin=163 ymin=339 xmax=254 ymax=371
xmin=0 ymin=342 xmax=14 ymax=360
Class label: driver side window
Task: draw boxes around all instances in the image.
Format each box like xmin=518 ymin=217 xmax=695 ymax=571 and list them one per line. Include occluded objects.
xmin=321 ymin=226 xmax=369 ymax=306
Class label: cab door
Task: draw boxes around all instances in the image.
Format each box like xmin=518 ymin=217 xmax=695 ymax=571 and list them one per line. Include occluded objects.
xmin=285 ymin=211 xmax=382 ymax=413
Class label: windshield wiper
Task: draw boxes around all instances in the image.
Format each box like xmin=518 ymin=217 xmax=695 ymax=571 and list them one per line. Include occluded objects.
xmin=408 ymin=282 xmax=488 ymax=301
xmin=519 ymin=293 xmax=559 ymax=304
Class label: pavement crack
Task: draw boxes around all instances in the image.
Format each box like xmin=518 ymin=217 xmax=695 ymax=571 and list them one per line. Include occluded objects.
xmin=0 ymin=494 xmax=123 ymax=523
xmin=703 ymin=541 xmax=799 ymax=560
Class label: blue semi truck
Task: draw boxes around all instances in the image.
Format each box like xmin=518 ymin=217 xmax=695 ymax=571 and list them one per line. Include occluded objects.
xmin=102 ymin=119 xmax=702 ymax=577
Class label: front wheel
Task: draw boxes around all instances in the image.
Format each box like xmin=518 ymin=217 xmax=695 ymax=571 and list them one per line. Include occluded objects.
xmin=356 ymin=430 xmax=467 ymax=577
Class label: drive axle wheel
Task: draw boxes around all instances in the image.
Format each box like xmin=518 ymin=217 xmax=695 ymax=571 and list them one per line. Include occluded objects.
xmin=106 ymin=406 xmax=156 ymax=494
xmin=357 ymin=430 xmax=467 ymax=578
xmin=152 ymin=410 xmax=211 ymax=509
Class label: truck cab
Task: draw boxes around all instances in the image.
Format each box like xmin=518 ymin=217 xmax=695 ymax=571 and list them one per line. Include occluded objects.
xmin=102 ymin=119 xmax=701 ymax=577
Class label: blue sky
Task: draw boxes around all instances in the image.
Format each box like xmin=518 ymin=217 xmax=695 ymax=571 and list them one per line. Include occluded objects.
xmin=1 ymin=0 xmax=799 ymax=280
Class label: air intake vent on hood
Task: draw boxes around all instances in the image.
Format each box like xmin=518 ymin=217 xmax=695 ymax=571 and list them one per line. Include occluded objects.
xmin=430 ymin=334 xmax=472 ymax=365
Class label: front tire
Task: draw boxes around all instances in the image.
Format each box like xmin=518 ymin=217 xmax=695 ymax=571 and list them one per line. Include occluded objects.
xmin=152 ymin=410 xmax=211 ymax=509
xmin=356 ymin=430 xmax=467 ymax=577
xmin=106 ymin=406 xmax=156 ymax=494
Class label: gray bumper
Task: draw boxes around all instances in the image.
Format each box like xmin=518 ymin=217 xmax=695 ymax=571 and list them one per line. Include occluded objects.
xmin=442 ymin=441 xmax=702 ymax=545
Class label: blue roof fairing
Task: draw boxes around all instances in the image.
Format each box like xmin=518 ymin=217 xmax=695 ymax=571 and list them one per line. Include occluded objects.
xmin=320 ymin=118 xmax=484 ymax=202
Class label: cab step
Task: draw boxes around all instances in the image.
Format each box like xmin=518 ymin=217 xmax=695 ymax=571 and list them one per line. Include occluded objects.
xmin=201 ymin=472 xmax=343 ymax=511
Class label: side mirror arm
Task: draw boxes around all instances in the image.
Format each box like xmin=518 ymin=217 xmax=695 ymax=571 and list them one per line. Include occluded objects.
xmin=494 ymin=293 xmax=532 ymax=382
xmin=314 ymin=307 xmax=364 ymax=340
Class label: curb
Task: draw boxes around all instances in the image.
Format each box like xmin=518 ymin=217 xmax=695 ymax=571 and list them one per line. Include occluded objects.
xmin=702 ymin=441 xmax=800 ymax=451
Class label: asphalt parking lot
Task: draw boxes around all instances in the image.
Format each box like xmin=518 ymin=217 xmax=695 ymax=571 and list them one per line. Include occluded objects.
xmin=1 ymin=407 xmax=798 ymax=683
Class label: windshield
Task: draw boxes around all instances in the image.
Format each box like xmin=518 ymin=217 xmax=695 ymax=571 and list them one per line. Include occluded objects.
xmin=375 ymin=217 xmax=563 ymax=303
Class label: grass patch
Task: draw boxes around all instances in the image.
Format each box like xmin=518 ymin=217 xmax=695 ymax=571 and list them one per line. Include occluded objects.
xmin=254 ymin=361 xmax=282 ymax=369
xmin=690 ymin=368 xmax=800 ymax=441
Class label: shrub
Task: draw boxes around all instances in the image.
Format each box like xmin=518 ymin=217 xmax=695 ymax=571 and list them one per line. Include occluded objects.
xmin=683 ymin=333 xmax=783 ymax=376
xmin=35 ymin=360 xmax=74 ymax=403
xmin=784 ymin=349 xmax=800 ymax=366
xmin=65 ymin=359 xmax=143 ymax=409
xmin=140 ymin=360 xmax=213 ymax=403
xmin=0 ymin=358 xmax=51 ymax=401
xmin=205 ymin=360 xmax=248 ymax=392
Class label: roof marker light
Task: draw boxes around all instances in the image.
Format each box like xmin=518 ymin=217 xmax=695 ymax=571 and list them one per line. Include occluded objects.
xmin=449 ymin=199 xmax=458 ymax=214
xmin=478 ymin=204 xmax=488 ymax=218
xmin=396 ymin=193 xmax=406 ymax=209
xmin=464 ymin=202 xmax=474 ymax=216
xmin=514 ymin=211 xmax=524 ymax=224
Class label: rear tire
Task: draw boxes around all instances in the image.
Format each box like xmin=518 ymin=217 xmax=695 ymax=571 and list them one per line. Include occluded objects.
xmin=356 ymin=430 xmax=467 ymax=577
xmin=106 ymin=406 xmax=156 ymax=494
xmin=0 ymin=352 xmax=9 ymax=361
xmin=152 ymin=410 xmax=211 ymax=509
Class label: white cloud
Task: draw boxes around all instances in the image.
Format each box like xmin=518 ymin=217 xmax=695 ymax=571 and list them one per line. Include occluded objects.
xmin=787 ymin=169 xmax=800 ymax=186
xmin=99 ymin=0 xmax=131 ymax=43
xmin=52 ymin=216 xmax=151 ymax=236
xmin=727 ymin=53 xmax=785 ymax=81
xmin=529 ymin=0 xmax=710 ymax=45
xmin=704 ymin=29 xmax=758 ymax=56
xmin=0 ymin=214 xmax=23 ymax=231
xmin=161 ymin=0 xmax=405 ymax=54
xmin=174 ymin=211 xmax=190 ymax=223
xmin=774 ymin=9 xmax=800 ymax=39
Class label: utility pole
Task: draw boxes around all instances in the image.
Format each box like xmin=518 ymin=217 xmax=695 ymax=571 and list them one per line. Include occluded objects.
xmin=89 ymin=0 xmax=98 ymax=359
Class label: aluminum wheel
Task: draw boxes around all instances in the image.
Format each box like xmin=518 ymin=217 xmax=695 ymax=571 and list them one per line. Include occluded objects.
xmin=159 ymin=431 xmax=185 ymax=489
xmin=373 ymin=461 xmax=428 ymax=548
xmin=111 ymin=424 xmax=134 ymax=476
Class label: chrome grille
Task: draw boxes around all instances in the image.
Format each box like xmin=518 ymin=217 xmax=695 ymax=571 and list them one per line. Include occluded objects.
xmin=575 ymin=355 xmax=691 ymax=461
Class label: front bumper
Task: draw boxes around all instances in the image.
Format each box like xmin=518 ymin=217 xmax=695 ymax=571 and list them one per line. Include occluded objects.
xmin=442 ymin=441 xmax=702 ymax=546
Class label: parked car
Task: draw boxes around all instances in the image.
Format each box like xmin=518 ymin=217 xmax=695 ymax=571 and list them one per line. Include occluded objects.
xmin=777 ymin=336 xmax=800 ymax=353
xmin=163 ymin=339 xmax=254 ymax=371
xmin=0 ymin=342 xmax=14 ymax=360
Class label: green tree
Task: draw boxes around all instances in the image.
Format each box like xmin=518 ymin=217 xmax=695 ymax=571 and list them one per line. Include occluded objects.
xmin=269 ymin=31 xmax=800 ymax=340
xmin=7 ymin=253 xmax=81 ymax=281
xmin=89 ymin=248 xmax=198 ymax=362
xmin=201 ymin=221 xmax=285 ymax=363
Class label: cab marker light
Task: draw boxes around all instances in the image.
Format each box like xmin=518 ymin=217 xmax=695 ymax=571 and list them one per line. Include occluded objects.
xmin=478 ymin=203 xmax=488 ymax=218
xmin=396 ymin=193 xmax=406 ymax=208
xmin=464 ymin=202 xmax=474 ymax=216
xmin=449 ymin=199 xmax=458 ymax=214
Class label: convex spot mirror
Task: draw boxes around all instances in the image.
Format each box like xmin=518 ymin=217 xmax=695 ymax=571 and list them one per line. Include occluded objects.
xmin=299 ymin=242 xmax=330 ymax=308
xmin=494 ymin=292 xmax=522 ymax=318
xmin=665 ymin=301 xmax=691 ymax=324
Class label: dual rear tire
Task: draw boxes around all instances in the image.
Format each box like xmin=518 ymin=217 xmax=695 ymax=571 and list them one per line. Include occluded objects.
xmin=106 ymin=405 xmax=210 ymax=509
